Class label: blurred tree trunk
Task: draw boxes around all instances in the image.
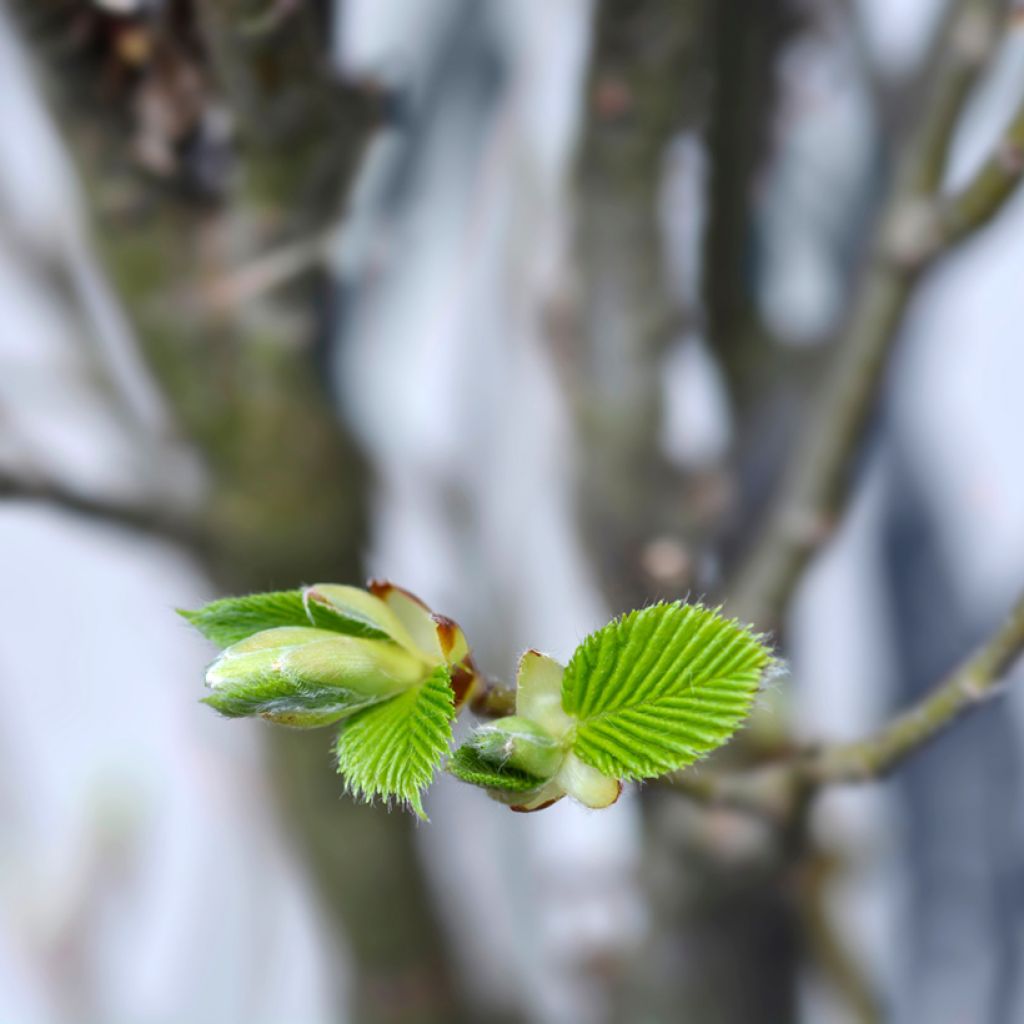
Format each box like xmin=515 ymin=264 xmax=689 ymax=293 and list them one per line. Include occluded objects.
xmin=572 ymin=3 xmax=803 ymax=1021
xmin=570 ymin=0 xmax=705 ymax=609
xmin=12 ymin=4 xmax=473 ymax=1022
xmin=701 ymin=0 xmax=795 ymax=405
xmin=700 ymin=0 xmax=819 ymax=576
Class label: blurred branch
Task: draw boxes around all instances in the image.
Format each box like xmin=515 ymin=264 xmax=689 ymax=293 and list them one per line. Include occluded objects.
xmin=800 ymin=844 xmax=883 ymax=1024
xmin=940 ymin=94 xmax=1024 ymax=243
xmin=701 ymin=0 xmax=795 ymax=404
xmin=0 ymin=464 xmax=206 ymax=549
xmin=805 ymin=585 xmax=1024 ymax=784
xmin=728 ymin=0 xmax=1016 ymax=630
xmin=203 ymin=229 xmax=332 ymax=311
xmin=568 ymin=0 xmax=704 ymax=608
xmin=670 ymin=586 xmax=1024 ymax=816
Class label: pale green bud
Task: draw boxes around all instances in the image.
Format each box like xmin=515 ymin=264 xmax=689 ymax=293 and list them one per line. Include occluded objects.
xmin=469 ymin=715 xmax=564 ymax=780
xmin=204 ymin=626 xmax=428 ymax=728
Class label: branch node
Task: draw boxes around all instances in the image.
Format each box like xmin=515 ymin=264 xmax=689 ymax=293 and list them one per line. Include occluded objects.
xmin=881 ymin=199 xmax=942 ymax=270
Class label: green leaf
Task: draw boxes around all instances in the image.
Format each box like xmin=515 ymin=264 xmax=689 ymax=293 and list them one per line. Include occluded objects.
xmin=447 ymin=744 xmax=551 ymax=794
xmin=180 ymin=588 xmax=393 ymax=647
xmin=180 ymin=590 xmax=309 ymax=647
xmin=335 ymin=665 xmax=455 ymax=819
xmin=562 ymin=602 xmax=773 ymax=780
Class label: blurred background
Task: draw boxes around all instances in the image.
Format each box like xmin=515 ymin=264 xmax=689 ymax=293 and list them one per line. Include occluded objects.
xmin=3 ymin=1 xmax=1024 ymax=1022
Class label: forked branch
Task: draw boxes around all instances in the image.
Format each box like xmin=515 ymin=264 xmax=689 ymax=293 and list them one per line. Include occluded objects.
xmin=729 ymin=0 xmax=1020 ymax=630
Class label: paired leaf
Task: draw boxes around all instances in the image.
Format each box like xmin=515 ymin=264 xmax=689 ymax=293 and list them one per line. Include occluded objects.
xmin=187 ymin=584 xmax=774 ymax=815
xmin=335 ymin=666 xmax=455 ymax=819
xmin=562 ymin=602 xmax=772 ymax=780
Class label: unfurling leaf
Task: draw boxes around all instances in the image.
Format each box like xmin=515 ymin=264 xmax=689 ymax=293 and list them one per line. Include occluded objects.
xmin=447 ymin=745 xmax=550 ymax=794
xmin=466 ymin=715 xmax=564 ymax=778
xmin=203 ymin=626 xmax=426 ymax=727
xmin=448 ymin=649 xmax=622 ymax=811
xmin=184 ymin=581 xmax=483 ymax=814
xmin=335 ymin=665 xmax=455 ymax=819
xmin=563 ymin=601 xmax=772 ymax=780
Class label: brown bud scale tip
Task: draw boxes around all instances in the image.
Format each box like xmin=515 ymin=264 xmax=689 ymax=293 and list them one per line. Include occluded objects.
xmin=367 ymin=578 xmax=430 ymax=609
xmin=450 ymin=658 xmax=481 ymax=707
xmin=510 ymin=797 xmax=562 ymax=814
xmin=432 ymin=614 xmax=459 ymax=658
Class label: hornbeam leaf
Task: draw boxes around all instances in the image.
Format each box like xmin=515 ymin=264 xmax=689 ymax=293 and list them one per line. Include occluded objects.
xmin=181 ymin=587 xmax=394 ymax=648
xmin=335 ymin=666 xmax=455 ymax=819
xmin=562 ymin=602 xmax=773 ymax=780
xmin=179 ymin=590 xmax=309 ymax=647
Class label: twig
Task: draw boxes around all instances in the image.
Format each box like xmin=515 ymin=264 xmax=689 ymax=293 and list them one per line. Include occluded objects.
xmin=727 ymin=0 xmax=1011 ymax=630
xmin=0 ymin=466 xmax=207 ymax=551
xmin=203 ymin=230 xmax=333 ymax=311
xmin=805 ymin=588 xmax=1024 ymax=784
xmin=939 ymin=98 xmax=1024 ymax=245
xmin=669 ymin=588 xmax=1024 ymax=815
xmin=800 ymin=843 xmax=884 ymax=1024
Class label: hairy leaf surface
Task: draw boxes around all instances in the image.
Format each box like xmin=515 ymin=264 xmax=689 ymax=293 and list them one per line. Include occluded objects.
xmin=447 ymin=745 xmax=550 ymax=794
xmin=562 ymin=602 xmax=772 ymax=779
xmin=181 ymin=588 xmax=392 ymax=647
xmin=335 ymin=666 xmax=455 ymax=818
xmin=180 ymin=590 xmax=310 ymax=647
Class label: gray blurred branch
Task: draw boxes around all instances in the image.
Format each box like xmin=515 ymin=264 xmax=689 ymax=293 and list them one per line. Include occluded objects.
xmin=0 ymin=465 xmax=207 ymax=549
xmin=728 ymin=0 xmax=1014 ymax=631
xmin=671 ymin=586 xmax=1024 ymax=817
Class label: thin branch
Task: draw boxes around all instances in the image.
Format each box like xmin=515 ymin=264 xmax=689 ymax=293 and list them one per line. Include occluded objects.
xmin=203 ymin=231 xmax=333 ymax=311
xmin=669 ymin=588 xmax=1024 ymax=816
xmin=939 ymin=97 xmax=1024 ymax=245
xmin=727 ymin=0 xmax=1011 ymax=630
xmin=800 ymin=843 xmax=884 ymax=1024
xmin=0 ymin=466 xmax=207 ymax=551
xmin=805 ymin=588 xmax=1024 ymax=784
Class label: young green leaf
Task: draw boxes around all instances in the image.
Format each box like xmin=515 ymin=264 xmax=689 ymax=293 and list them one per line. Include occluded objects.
xmin=562 ymin=602 xmax=772 ymax=780
xmin=181 ymin=587 xmax=396 ymax=648
xmin=335 ymin=665 xmax=456 ymax=819
xmin=180 ymin=590 xmax=310 ymax=647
